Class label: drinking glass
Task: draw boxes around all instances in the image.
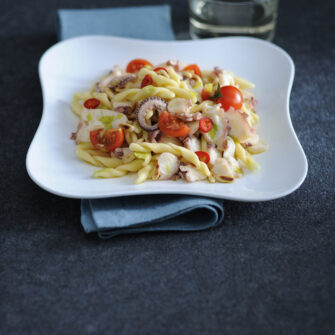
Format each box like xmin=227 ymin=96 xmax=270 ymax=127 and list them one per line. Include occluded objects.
xmin=189 ymin=0 xmax=279 ymax=41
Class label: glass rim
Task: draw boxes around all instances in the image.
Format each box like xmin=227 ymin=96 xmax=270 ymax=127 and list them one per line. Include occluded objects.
xmin=189 ymin=0 xmax=276 ymax=6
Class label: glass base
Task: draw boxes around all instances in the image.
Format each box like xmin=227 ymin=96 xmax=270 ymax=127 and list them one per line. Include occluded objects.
xmin=190 ymin=18 xmax=276 ymax=41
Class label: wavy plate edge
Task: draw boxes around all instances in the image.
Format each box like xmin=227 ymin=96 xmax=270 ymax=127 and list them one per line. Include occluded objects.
xmin=26 ymin=35 xmax=308 ymax=201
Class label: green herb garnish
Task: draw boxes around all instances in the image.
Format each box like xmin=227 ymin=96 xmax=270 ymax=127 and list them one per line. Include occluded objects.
xmin=209 ymin=84 xmax=222 ymax=101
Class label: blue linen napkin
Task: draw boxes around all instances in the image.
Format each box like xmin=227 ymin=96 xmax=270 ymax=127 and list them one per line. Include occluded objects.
xmin=82 ymin=196 xmax=224 ymax=239
xmin=58 ymin=6 xmax=175 ymax=40
xmin=58 ymin=5 xmax=224 ymax=238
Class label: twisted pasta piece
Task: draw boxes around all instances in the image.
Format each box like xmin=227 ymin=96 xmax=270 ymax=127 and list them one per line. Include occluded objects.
xmin=94 ymin=156 xmax=124 ymax=168
xmin=200 ymin=134 xmax=208 ymax=152
xmin=135 ymin=162 xmax=155 ymax=184
xmin=71 ymin=92 xmax=113 ymax=117
xmin=234 ymin=75 xmax=255 ymax=90
xmin=124 ymin=128 xmax=138 ymax=145
xmin=190 ymin=100 xmax=215 ymax=114
xmin=182 ymin=70 xmax=193 ymax=78
xmin=138 ymin=68 xmax=180 ymax=87
xmin=129 ymin=142 xmax=211 ymax=177
xmin=130 ymin=142 xmax=178 ymax=154
xmin=235 ymin=142 xmax=260 ymax=171
xmin=241 ymin=104 xmax=259 ymax=126
xmin=112 ymin=88 xmax=141 ymax=101
xmin=71 ymin=92 xmax=92 ymax=117
xmin=76 ymin=143 xmax=123 ymax=168
xmin=121 ymin=121 xmax=142 ymax=134
xmin=93 ymin=159 xmax=144 ymax=178
xmin=91 ymin=92 xmax=113 ymax=109
xmin=74 ymin=92 xmax=92 ymax=100
xmin=134 ymin=152 xmax=152 ymax=166
xmin=103 ymin=86 xmax=114 ymax=100
xmin=166 ymin=86 xmax=197 ymax=104
xmin=166 ymin=67 xmax=181 ymax=84
xmin=113 ymin=86 xmax=175 ymax=102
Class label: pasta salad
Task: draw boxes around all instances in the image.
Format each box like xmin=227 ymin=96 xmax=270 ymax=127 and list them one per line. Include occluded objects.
xmin=71 ymin=59 xmax=268 ymax=184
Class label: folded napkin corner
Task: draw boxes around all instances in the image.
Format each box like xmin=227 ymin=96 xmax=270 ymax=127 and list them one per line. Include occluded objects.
xmin=82 ymin=195 xmax=224 ymax=239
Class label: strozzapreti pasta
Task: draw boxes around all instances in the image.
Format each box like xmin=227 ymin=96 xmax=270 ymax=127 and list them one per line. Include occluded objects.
xmin=71 ymin=59 xmax=268 ymax=184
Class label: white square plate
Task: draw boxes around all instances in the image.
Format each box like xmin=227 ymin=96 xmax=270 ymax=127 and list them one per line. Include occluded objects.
xmin=26 ymin=35 xmax=307 ymax=201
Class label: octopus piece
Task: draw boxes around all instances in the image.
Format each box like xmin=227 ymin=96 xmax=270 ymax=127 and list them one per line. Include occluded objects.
xmin=250 ymin=96 xmax=258 ymax=109
xmin=153 ymin=153 xmax=179 ymax=180
xmin=224 ymin=108 xmax=254 ymax=143
xmin=207 ymin=142 xmax=216 ymax=149
xmin=148 ymin=129 xmax=161 ymax=143
xmin=223 ymin=137 xmax=241 ymax=176
xmin=179 ymin=164 xmax=207 ymax=183
xmin=244 ymin=138 xmax=269 ymax=154
xmin=176 ymin=112 xmax=202 ymax=122
xmin=182 ymin=136 xmax=201 ymax=152
xmin=166 ymin=60 xmax=185 ymax=73
xmin=243 ymin=133 xmax=259 ymax=146
xmin=70 ymin=120 xmax=98 ymax=144
xmin=207 ymin=144 xmax=220 ymax=165
xmin=114 ymin=105 xmax=133 ymax=116
xmin=223 ymin=136 xmax=236 ymax=158
xmin=95 ymin=66 xmax=124 ymax=92
xmin=167 ymin=98 xmax=201 ymax=122
xmin=158 ymin=134 xmax=183 ymax=146
xmin=136 ymin=96 xmax=167 ymax=132
xmin=109 ymin=74 xmax=137 ymax=92
xmin=212 ymin=66 xmax=235 ymax=87
xmin=71 ymin=120 xmax=89 ymax=143
xmin=213 ymin=66 xmax=222 ymax=76
xmin=112 ymin=147 xmax=133 ymax=162
xmin=112 ymin=100 xmax=135 ymax=118
xmin=185 ymin=120 xmax=200 ymax=137
xmin=212 ymin=158 xmax=235 ymax=183
xmin=202 ymin=105 xmax=231 ymax=150
xmin=168 ymin=98 xmax=191 ymax=114
xmin=243 ymin=91 xmax=258 ymax=109
xmin=71 ymin=120 xmax=108 ymax=144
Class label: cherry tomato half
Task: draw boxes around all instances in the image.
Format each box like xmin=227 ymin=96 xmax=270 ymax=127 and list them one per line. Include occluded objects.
xmin=216 ymin=86 xmax=243 ymax=111
xmin=154 ymin=67 xmax=168 ymax=74
xmin=126 ymin=59 xmax=153 ymax=73
xmin=183 ymin=64 xmax=202 ymax=77
xmin=199 ymin=117 xmax=213 ymax=133
xmin=141 ymin=75 xmax=153 ymax=88
xmin=90 ymin=128 xmax=124 ymax=152
xmin=195 ymin=151 xmax=210 ymax=164
xmin=84 ymin=98 xmax=100 ymax=109
xmin=158 ymin=111 xmax=190 ymax=137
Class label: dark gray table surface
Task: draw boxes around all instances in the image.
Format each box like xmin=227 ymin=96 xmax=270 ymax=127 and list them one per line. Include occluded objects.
xmin=1 ymin=0 xmax=334 ymax=334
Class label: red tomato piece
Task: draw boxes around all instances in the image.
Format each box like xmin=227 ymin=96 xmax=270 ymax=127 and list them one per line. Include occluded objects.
xmin=84 ymin=98 xmax=100 ymax=109
xmin=199 ymin=117 xmax=213 ymax=133
xmin=154 ymin=67 xmax=168 ymax=74
xmin=183 ymin=64 xmax=202 ymax=77
xmin=216 ymin=86 xmax=243 ymax=111
xmin=90 ymin=128 xmax=124 ymax=152
xmin=141 ymin=75 xmax=153 ymax=88
xmin=158 ymin=111 xmax=190 ymax=137
xmin=201 ymin=88 xmax=213 ymax=101
xmin=126 ymin=59 xmax=153 ymax=73
xmin=195 ymin=151 xmax=210 ymax=164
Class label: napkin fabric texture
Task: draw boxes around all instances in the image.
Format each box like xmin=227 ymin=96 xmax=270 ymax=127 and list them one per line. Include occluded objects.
xmin=82 ymin=196 xmax=224 ymax=239
xmin=58 ymin=6 xmax=175 ymax=41
xmin=58 ymin=5 xmax=224 ymax=238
